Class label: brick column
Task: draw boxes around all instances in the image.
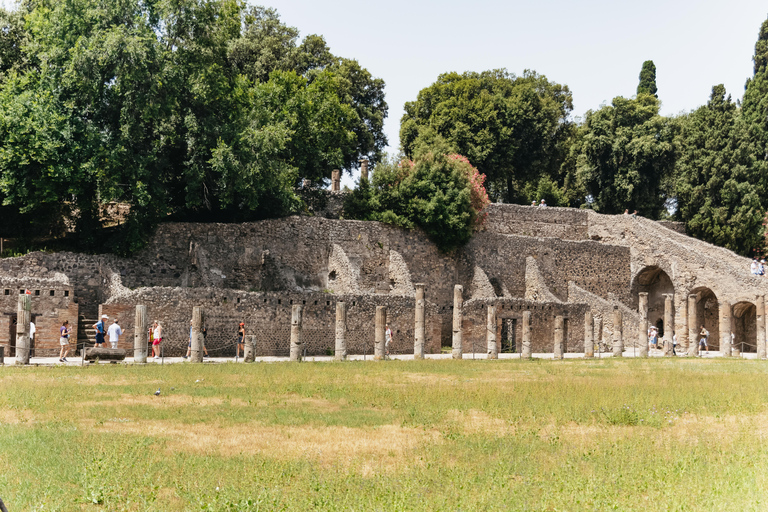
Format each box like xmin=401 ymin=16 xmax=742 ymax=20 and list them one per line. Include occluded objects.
xmin=133 ymin=305 xmax=148 ymax=363
xmin=486 ymin=305 xmax=497 ymax=359
xmin=663 ymin=294 xmax=674 ymax=356
xmin=687 ymin=294 xmax=698 ymax=357
xmin=522 ymin=310 xmax=532 ymax=359
xmin=15 ymin=294 xmax=31 ymax=365
xmin=638 ymin=292 xmax=649 ymax=357
xmin=612 ymin=307 xmax=623 ymax=357
xmin=414 ymin=284 xmax=425 ymax=359
xmin=452 ymin=285 xmax=463 ymax=359
xmin=584 ymin=310 xmax=594 ymax=358
xmin=191 ymin=306 xmax=205 ymax=362
xmin=374 ymin=305 xmax=386 ymax=360
xmin=335 ymin=301 xmax=347 ymax=361
xmin=289 ymin=305 xmax=304 ymax=361
xmin=719 ymin=300 xmax=731 ymax=357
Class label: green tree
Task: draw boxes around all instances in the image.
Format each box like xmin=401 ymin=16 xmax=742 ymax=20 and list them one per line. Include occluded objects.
xmin=637 ymin=60 xmax=658 ymax=98
xmin=577 ymin=94 xmax=676 ymax=217
xmin=735 ymin=16 xmax=768 ymax=255
xmin=674 ymin=85 xmax=761 ymax=254
xmin=400 ymin=69 xmax=573 ymax=203
xmin=0 ymin=0 xmax=387 ymax=253
xmin=345 ymin=149 xmax=490 ymax=251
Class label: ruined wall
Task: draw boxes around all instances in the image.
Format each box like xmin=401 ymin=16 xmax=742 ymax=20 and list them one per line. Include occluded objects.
xmin=482 ymin=204 xmax=589 ymax=240
xmin=0 ymin=278 xmax=78 ymax=356
xmin=102 ymin=288 xmax=442 ymax=357
xmin=462 ymin=298 xmax=588 ymax=353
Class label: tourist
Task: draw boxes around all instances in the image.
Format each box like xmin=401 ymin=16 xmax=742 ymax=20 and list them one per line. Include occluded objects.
xmin=632 ymin=210 xmax=638 ymax=218
xmin=699 ymin=325 xmax=709 ymax=355
xmin=672 ymin=332 xmax=677 ymax=356
xmin=92 ymin=315 xmax=107 ymax=348
xmin=236 ymin=322 xmax=245 ymax=359
xmin=623 ymin=209 xmax=629 ymax=215
xmin=59 ymin=320 xmax=71 ymax=362
xmin=152 ymin=321 xmax=163 ymax=360
xmin=539 ymin=199 xmax=547 ymax=208
xmin=760 ymin=259 xmax=766 ymax=276
xmin=752 ymin=258 xmax=759 ymax=275
xmin=107 ymin=318 xmax=122 ymax=349
xmin=531 ymin=200 xmax=536 ymax=206
xmin=29 ymin=321 xmax=35 ymax=347
xmin=385 ymin=324 xmax=392 ymax=357
xmin=648 ymin=325 xmax=658 ymax=352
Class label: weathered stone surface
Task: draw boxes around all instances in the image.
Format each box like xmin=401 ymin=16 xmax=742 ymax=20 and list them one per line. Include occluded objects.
xmin=335 ymin=301 xmax=347 ymax=361
xmin=663 ymin=294 xmax=674 ymax=356
xmin=84 ymin=348 xmax=126 ymax=361
xmin=612 ymin=307 xmax=623 ymax=357
xmin=584 ymin=310 xmax=594 ymax=358
xmin=15 ymin=294 xmax=31 ymax=365
xmin=638 ymin=292 xmax=649 ymax=358
xmin=414 ymin=284 xmax=425 ymax=359
xmin=522 ymin=310 xmax=532 ymax=359
xmin=134 ymin=305 xmax=148 ymax=363
xmin=452 ymin=285 xmax=463 ymax=359
xmin=191 ymin=306 xmax=205 ymax=362
xmin=486 ymin=305 xmax=497 ymax=359
xmin=374 ymin=305 xmax=386 ymax=360
xmin=289 ymin=305 xmax=303 ymax=361
xmin=553 ymin=315 xmax=564 ymax=360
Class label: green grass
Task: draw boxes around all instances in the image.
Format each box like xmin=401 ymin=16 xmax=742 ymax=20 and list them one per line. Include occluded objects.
xmin=1 ymin=358 xmax=767 ymax=510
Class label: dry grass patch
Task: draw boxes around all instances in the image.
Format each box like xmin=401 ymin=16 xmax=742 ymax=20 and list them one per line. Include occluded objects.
xmin=0 ymin=407 xmax=35 ymax=424
xmin=445 ymin=409 xmax=511 ymax=435
xmin=79 ymin=393 xmax=250 ymax=408
xmin=666 ymin=411 xmax=768 ymax=445
xmin=91 ymin=419 xmax=440 ymax=470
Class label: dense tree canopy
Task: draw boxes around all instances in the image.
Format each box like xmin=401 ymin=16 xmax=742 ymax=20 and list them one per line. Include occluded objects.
xmin=0 ymin=0 xmax=387 ymax=252
xmin=672 ymin=85 xmax=762 ymax=254
xmin=399 ymin=69 xmax=573 ymax=204
xmin=576 ymin=94 xmax=676 ymax=217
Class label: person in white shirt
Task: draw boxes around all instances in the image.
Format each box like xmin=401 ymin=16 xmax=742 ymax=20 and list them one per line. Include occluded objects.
xmin=751 ymin=258 xmax=759 ymax=275
xmin=107 ymin=319 xmax=123 ymax=349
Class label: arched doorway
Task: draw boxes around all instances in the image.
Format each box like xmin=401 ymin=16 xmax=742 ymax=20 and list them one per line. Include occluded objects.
xmin=690 ymin=287 xmax=720 ymax=350
xmin=631 ymin=266 xmax=674 ymax=338
xmin=732 ymin=301 xmax=756 ymax=353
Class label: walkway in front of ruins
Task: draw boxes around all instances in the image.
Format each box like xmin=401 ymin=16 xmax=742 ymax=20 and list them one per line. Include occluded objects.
xmin=1 ymin=351 xmax=759 ymax=366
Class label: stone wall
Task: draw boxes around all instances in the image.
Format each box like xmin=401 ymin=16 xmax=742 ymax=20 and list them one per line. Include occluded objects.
xmin=482 ymin=204 xmax=589 ymax=240
xmin=102 ymin=288 xmax=442 ymax=357
xmin=0 ymin=277 xmax=78 ymax=356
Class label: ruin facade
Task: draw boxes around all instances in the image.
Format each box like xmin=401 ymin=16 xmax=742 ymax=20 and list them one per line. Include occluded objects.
xmin=1 ymin=203 xmax=766 ymax=358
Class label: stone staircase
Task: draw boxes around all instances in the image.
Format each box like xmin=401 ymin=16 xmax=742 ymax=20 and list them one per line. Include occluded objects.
xmin=77 ymin=316 xmax=97 ymax=354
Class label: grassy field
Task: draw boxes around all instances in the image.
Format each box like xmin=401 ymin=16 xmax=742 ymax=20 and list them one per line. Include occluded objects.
xmin=1 ymin=358 xmax=767 ymax=511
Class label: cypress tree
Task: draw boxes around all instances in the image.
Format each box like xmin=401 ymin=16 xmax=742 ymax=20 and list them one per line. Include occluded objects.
xmin=637 ymin=60 xmax=658 ymax=97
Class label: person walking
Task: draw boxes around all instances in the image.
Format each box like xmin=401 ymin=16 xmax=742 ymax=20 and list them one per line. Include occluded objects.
xmin=385 ymin=324 xmax=392 ymax=358
xmin=648 ymin=325 xmax=658 ymax=352
xmin=699 ymin=325 xmax=709 ymax=355
xmin=107 ymin=318 xmax=122 ymax=349
xmin=92 ymin=315 xmax=107 ymax=348
xmin=235 ymin=322 xmax=245 ymax=359
xmin=59 ymin=320 xmax=71 ymax=362
xmin=152 ymin=321 xmax=163 ymax=360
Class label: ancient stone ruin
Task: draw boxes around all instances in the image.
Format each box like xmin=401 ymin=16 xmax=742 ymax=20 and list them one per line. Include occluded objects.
xmin=1 ymin=203 xmax=767 ymax=359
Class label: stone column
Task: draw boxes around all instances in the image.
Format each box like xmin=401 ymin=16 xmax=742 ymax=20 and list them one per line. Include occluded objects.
xmin=486 ymin=305 xmax=497 ymax=359
xmin=289 ymin=305 xmax=304 ymax=361
xmin=331 ymin=169 xmax=341 ymax=192
xmin=359 ymin=159 xmax=369 ymax=182
xmin=554 ymin=315 xmax=564 ymax=360
xmin=191 ymin=306 xmax=205 ymax=362
xmin=677 ymin=297 xmax=688 ymax=351
xmin=335 ymin=301 xmax=347 ymax=361
xmin=133 ymin=305 xmax=148 ymax=363
xmin=522 ymin=310 xmax=532 ymax=359
xmin=452 ymin=285 xmax=463 ymax=359
xmin=612 ymin=307 xmax=623 ymax=357
xmin=663 ymin=294 xmax=674 ymax=356
xmin=414 ymin=284 xmax=425 ymax=359
xmin=719 ymin=300 xmax=731 ymax=357
xmin=374 ymin=305 xmax=386 ymax=360
xmin=757 ymin=295 xmax=766 ymax=359
xmin=15 ymin=294 xmax=31 ymax=365
xmin=638 ymin=292 xmax=649 ymax=358
xmin=584 ymin=310 xmax=594 ymax=358
xmin=595 ymin=315 xmax=603 ymax=354
xmin=243 ymin=335 xmax=256 ymax=362
xmin=687 ymin=294 xmax=698 ymax=357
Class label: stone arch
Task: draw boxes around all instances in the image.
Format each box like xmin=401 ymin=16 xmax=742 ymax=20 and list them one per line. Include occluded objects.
xmin=732 ymin=301 xmax=756 ymax=353
xmin=689 ymin=286 xmax=720 ymax=350
xmin=631 ymin=266 xmax=674 ymax=336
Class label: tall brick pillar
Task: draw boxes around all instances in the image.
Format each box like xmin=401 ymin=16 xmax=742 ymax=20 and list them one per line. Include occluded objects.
xmin=289 ymin=305 xmax=304 ymax=361
xmin=612 ymin=307 xmax=623 ymax=357
xmin=452 ymin=285 xmax=463 ymax=359
xmin=719 ymin=300 xmax=731 ymax=357
xmin=133 ymin=305 xmax=148 ymax=363
xmin=638 ymin=292 xmax=649 ymax=357
xmin=331 ymin=169 xmax=341 ymax=192
xmin=663 ymin=294 xmax=674 ymax=356
xmin=191 ymin=306 xmax=205 ymax=363
xmin=584 ymin=310 xmax=594 ymax=358
xmin=554 ymin=315 xmax=564 ymax=360
xmin=522 ymin=310 xmax=532 ymax=359
xmin=15 ymin=294 xmax=31 ymax=365
xmin=687 ymin=294 xmax=698 ymax=357
xmin=374 ymin=305 xmax=386 ymax=360
xmin=335 ymin=301 xmax=347 ymax=361
xmin=486 ymin=305 xmax=497 ymax=359
xmin=414 ymin=284 xmax=425 ymax=359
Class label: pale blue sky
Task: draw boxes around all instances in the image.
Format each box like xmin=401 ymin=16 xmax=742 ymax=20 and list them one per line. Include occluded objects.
xmin=262 ymin=0 xmax=767 ymax=185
